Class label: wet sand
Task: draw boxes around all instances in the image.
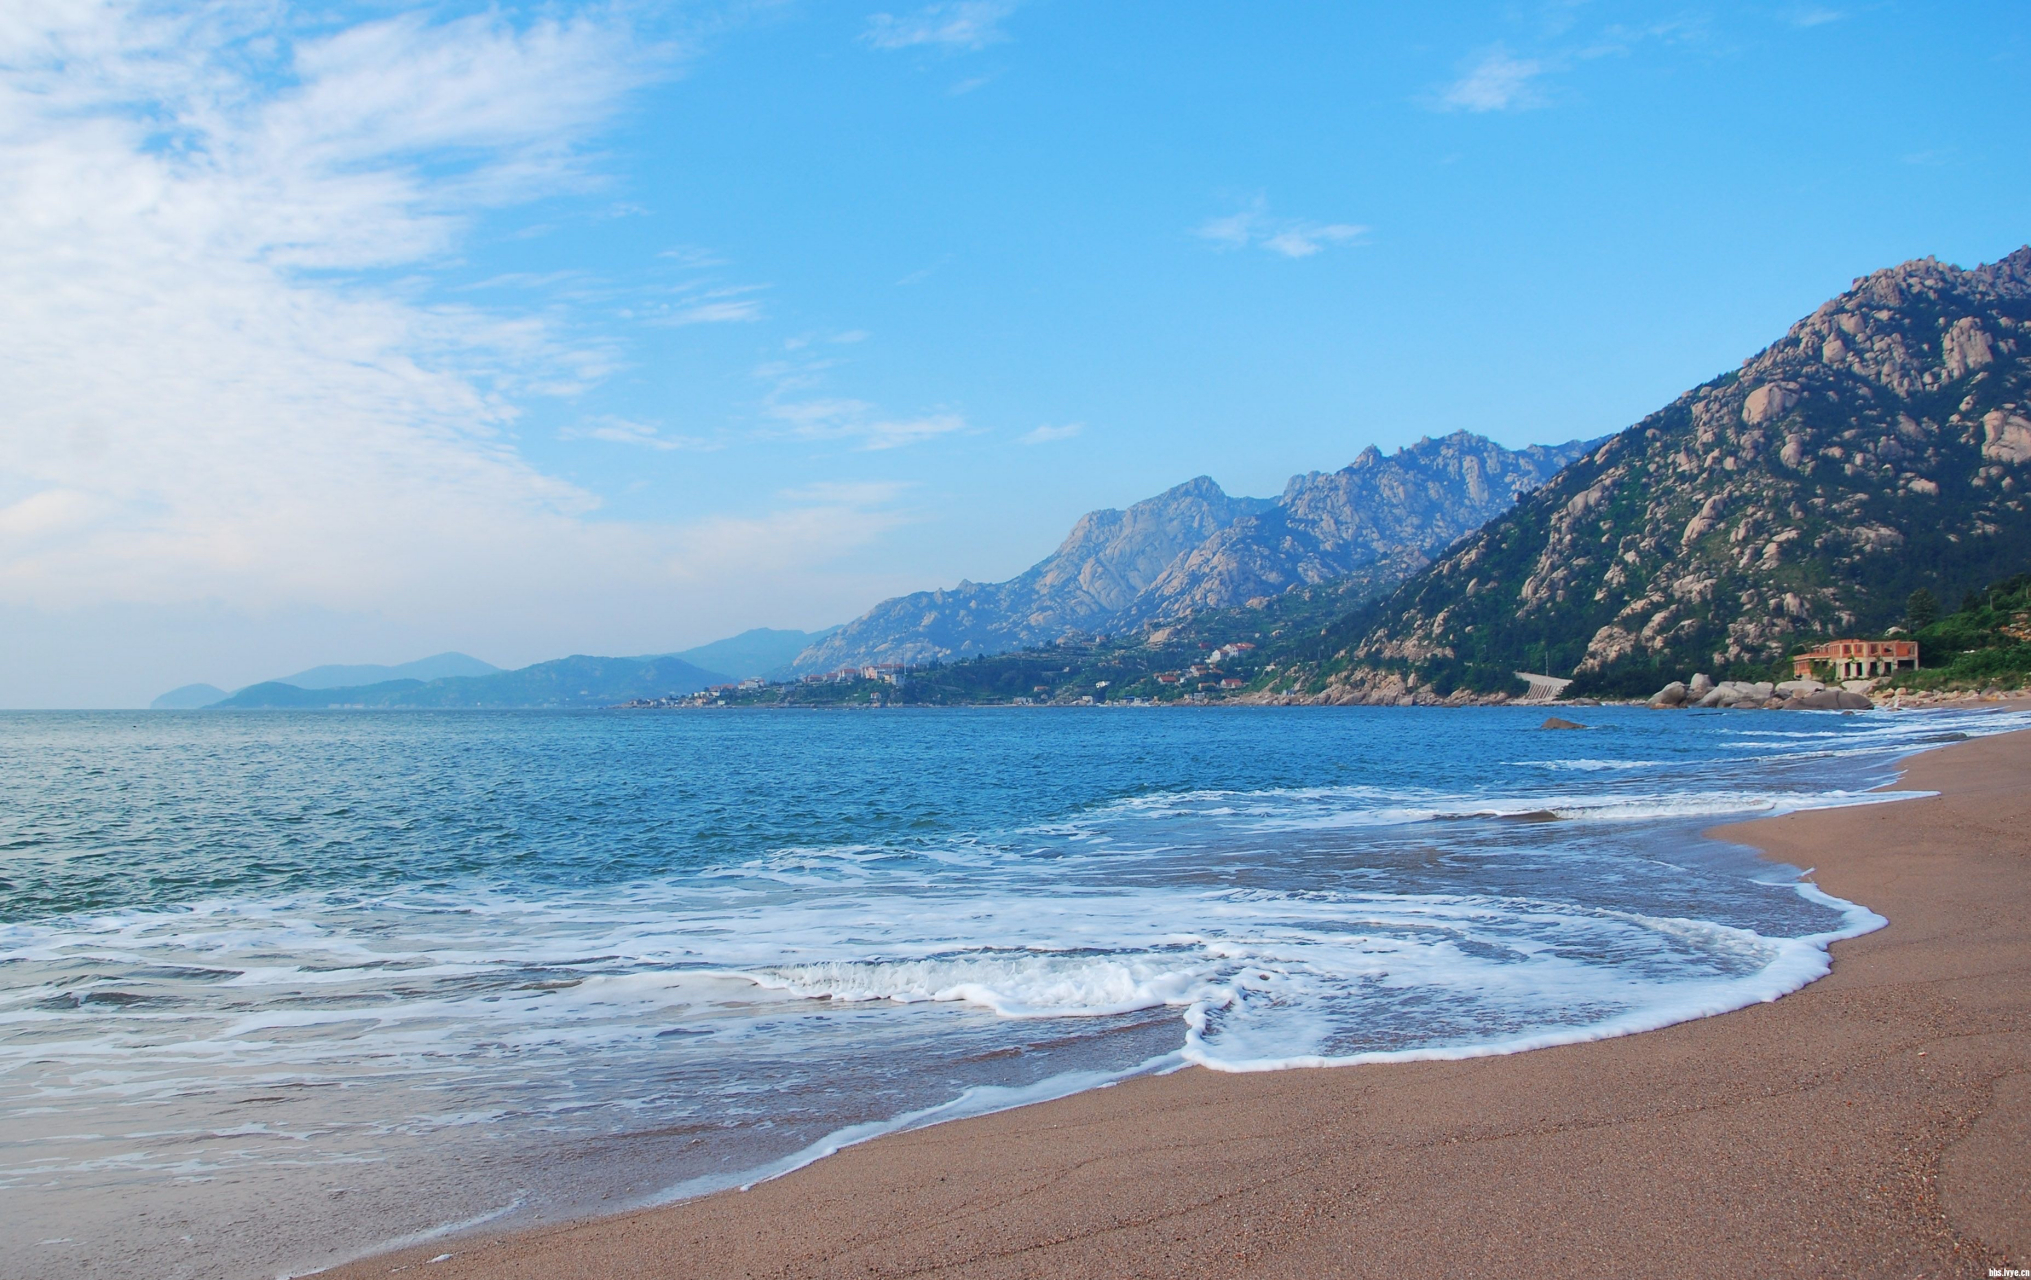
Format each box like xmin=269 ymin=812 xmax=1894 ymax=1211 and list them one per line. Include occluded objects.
xmin=325 ymin=728 xmax=2031 ymax=1279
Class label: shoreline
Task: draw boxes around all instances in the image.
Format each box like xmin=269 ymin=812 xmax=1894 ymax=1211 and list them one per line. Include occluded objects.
xmin=321 ymin=721 xmax=2031 ymax=1278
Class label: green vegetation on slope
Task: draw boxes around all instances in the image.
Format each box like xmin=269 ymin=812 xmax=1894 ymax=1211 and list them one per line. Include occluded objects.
xmin=1886 ymin=571 xmax=2031 ymax=690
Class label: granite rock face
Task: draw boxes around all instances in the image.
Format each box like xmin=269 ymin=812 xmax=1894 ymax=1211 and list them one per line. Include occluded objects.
xmin=1323 ymin=247 xmax=2031 ymax=697
xmin=796 ymin=432 xmax=1591 ymax=671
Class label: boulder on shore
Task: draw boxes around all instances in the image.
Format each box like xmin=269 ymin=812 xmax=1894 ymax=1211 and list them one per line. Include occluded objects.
xmin=1649 ymin=681 xmax=1688 ymax=708
xmin=1650 ymin=676 xmax=1827 ymax=710
xmin=1779 ymin=688 xmax=1874 ymax=711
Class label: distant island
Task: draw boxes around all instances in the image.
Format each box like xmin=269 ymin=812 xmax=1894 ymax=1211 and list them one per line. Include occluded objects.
xmin=151 ymin=629 xmax=837 ymax=711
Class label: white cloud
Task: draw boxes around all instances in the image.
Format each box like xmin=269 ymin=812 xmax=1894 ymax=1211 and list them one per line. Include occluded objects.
xmin=782 ymin=329 xmax=871 ymax=351
xmin=754 ymin=348 xmax=968 ymax=451
xmin=1438 ymin=48 xmax=1548 ymax=112
xmin=662 ymin=297 xmax=766 ymax=325
xmin=1786 ymin=7 xmax=1845 ymax=28
xmin=657 ymin=245 xmax=729 ymax=268
xmin=766 ymin=396 xmax=969 ymax=451
xmin=1194 ymin=199 xmax=1368 ymax=259
xmin=1432 ymin=21 xmax=1704 ymax=116
xmin=1262 ymin=224 xmax=1367 ymax=259
xmin=560 ymin=417 xmax=716 ymax=452
xmin=1195 ymin=209 xmax=1260 ymax=250
xmin=863 ymin=1 xmax=1018 ymax=51
xmin=861 ymin=414 xmax=969 ymax=450
xmin=0 ymin=2 xmax=908 ymax=678
xmin=1019 ymin=423 xmax=1082 ymax=445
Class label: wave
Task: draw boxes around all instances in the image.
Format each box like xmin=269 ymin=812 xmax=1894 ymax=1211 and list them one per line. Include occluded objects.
xmin=745 ymin=950 xmax=1219 ymax=1018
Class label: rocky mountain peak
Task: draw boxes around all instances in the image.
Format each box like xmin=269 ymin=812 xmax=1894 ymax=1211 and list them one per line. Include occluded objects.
xmin=1325 ymin=247 xmax=2031 ymax=699
xmin=795 ymin=431 xmax=1592 ymax=672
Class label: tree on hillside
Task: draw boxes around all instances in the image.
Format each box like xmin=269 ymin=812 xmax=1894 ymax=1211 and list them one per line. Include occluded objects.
xmin=1907 ymin=588 xmax=1939 ymax=631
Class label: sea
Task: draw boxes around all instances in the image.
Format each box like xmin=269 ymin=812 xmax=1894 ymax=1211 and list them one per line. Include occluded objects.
xmin=2 ymin=702 xmax=2024 ymax=1279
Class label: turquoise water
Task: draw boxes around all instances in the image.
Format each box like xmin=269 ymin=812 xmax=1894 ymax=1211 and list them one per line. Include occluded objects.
xmin=0 ymin=704 xmax=2017 ymax=1278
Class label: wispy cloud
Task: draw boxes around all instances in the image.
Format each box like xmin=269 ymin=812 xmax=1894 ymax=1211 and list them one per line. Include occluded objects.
xmin=1195 ymin=199 xmax=1368 ymax=260
xmin=657 ymin=245 xmax=729 ymax=269
xmin=1262 ymin=225 xmax=1367 ymax=258
xmin=863 ymin=1 xmax=1018 ymax=51
xmin=752 ymin=343 xmax=967 ymax=451
xmin=783 ymin=329 xmax=872 ymax=351
xmin=766 ymin=397 xmax=969 ymax=450
xmin=560 ymin=417 xmax=716 ymax=451
xmin=1438 ymin=47 xmax=1549 ymax=113
xmin=0 ymin=2 xmax=910 ymax=658
xmin=1432 ymin=19 xmax=1706 ymax=115
xmin=1019 ymin=423 xmax=1082 ymax=445
xmin=1785 ymin=7 xmax=1845 ymax=28
xmin=661 ymin=296 xmax=766 ymax=326
xmin=895 ymin=255 xmax=953 ymax=286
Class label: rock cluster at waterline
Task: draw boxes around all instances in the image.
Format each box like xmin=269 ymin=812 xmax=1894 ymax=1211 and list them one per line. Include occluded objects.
xmin=1648 ymin=674 xmax=1874 ymax=711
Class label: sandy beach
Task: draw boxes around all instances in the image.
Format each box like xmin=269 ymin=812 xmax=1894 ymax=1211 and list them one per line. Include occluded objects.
xmin=325 ymin=725 xmax=2031 ymax=1280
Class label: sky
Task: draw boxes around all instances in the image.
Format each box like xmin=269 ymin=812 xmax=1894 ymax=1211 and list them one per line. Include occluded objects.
xmin=1 ymin=1 xmax=2026 ymax=707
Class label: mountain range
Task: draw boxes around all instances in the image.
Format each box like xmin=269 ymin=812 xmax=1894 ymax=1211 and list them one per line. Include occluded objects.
xmin=793 ymin=431 xmax=1594 ymax=672
xmin=1313 ymin=247 xmax=2031 ymax=700
xmin=672 ymin=627 xmax=837 ymax=680
xmin=150 ymin=652 xmax=499 ymax=709
xmin=149 ymin=631 xmax=838 ymax=710
xmin=270 ymin=652 xmax=502 ymax=690
xmin=210 ymin=654 xmax=729 ymax=709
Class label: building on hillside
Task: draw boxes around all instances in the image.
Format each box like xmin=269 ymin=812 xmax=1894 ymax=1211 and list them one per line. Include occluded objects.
xmin=1792 ymin=639 xmax=1918 ymax=679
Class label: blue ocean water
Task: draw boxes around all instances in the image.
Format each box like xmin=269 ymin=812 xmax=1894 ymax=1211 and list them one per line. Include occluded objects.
xmin=0 ymin=704 xmax=2020 ymax=1278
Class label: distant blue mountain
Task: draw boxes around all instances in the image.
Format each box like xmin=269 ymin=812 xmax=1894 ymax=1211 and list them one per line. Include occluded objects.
xmin=209 ymin=654 xmax=729 ymax=709
xmin=150 ymin=683 xmax=229 ymax=710
xmin=273 ymin=652 xmax=500 ymax=689
xmin=213 ymin=679 xmax=424 ymax=708
xmin=670 ymin=627 xmax=839 ymax=680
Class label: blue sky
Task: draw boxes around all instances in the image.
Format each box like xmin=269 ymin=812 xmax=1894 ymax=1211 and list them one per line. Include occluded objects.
xmin=2 ymin=0 xmax=2027 ymax=705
